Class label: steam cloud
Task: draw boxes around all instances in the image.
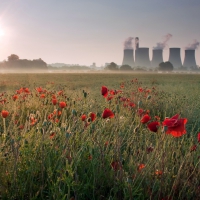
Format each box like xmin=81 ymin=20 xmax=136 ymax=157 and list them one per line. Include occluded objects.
xmin=153 ymin=33 xmax=172 ymax=50
xmin=185 ymin=39 xmax=199 ymax=50
xmin=124 ymin=37 xmax=134 ymax=49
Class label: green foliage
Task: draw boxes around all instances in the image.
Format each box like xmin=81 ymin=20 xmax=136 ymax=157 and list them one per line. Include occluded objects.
xmin=0 ymin=73 xmax=200 ymax=199
xmin=158 ymin=61 xmax=173 ymax=71
xmin=0 ymin=55 xmax=47 ymax=70
xmin=120 ymin=65 xmax=132 ymax=71
xmin=105 ymin=62 xmax=119 ymax=70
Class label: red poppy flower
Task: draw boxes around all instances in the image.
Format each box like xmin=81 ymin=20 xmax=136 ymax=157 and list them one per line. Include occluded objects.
xmin=111 ymin=161 xmax=122 ymax=171
xmin=198 ymin=133 xmax=200 ymax=143
xmin=40 ymin=94 xmax=46 ymax=98
xmin=52 ymin=98 xmax=57 ymax=105
xmin=1 ymin=110 xmax=9 ymax=118
xmin=137 ymin=108 xmax=144 ymax=116
xmin=12 ymin=95 xmax=18 ymax=101
xmin=81 ymin=114 xmax=87 ymax=121
xmin=140 ymin=114 xmax=151 ymax=124
xmin=101 ymin=86 xmax=108 ymax=98
xmin=109 ymin=90 xmax=116 ymax=95
xmin=138 ymin=87 xmax=143 ymax=92
xmin=162 ymin=114 xmax=187 ymax=137
xmin=190 ymin=145 xmax=197 ymax=152
xmin=59 ymin=101 xmax=67 ymax=108
xmin=36 ymin=87 xmax=43 ymax=93
xmin=53 ymin=109 xmax=62 ymax=116
xmin=49 ymin=132 xmax=56 ymax=139
xmin=155 ymin=170 xmax=163 ymax=175
xmin=147 ymin=121 xmax=160 ymax=132
xmin=102 ymin=108 xmax=114 ymax=119
xmin=107 ymin=96 xmax=114 ymax=101
xmin=138 ymin=164 xmax=145 ymax=172
xmin=89 ymin=112 xmax=96 ymax=122
xmin=58 ymin=90 xmax=63 ymax=95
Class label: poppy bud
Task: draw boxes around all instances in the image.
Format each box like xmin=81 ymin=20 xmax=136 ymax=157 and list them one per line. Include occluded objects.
xmin=138 ymin=101 xmax=142 ymax=108
xmin=1 ymin=110 xmax=9 ymax=118
xmin=147 ymin=95 xmax=151 ymax=100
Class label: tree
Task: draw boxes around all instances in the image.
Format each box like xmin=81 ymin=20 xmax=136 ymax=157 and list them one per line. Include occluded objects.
xmin=158 ymin=62 xmax=173 ymax=71
xmin=8 ymin=54 xmax=19 ymax=61
xmin=105 ymin=62 xmax=118 ymax=70
xmin=120 ymin=65 xmax=132 ymax=71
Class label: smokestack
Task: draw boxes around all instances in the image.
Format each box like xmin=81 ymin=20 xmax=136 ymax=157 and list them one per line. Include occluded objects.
xmin=183 ymin=50 xmax=197 ymax=69
xmin=151 ymin=49 xmax=163 ymax=68
xmin=122 ymin=37 xmax=134 ymax=67
xmin=168 ymin=48 xmax=182 ymax=69
xmin=122 ymin=49 xmax=134 ymax=67
xmin=135 ymin=37 xmax=139 ymax=50
xmin=135 ymin=48 xmax=150 ymax=68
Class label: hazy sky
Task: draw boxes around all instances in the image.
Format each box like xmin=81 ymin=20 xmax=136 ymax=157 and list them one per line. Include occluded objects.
xmin=0 ymin=0 xmax=200 ymax=66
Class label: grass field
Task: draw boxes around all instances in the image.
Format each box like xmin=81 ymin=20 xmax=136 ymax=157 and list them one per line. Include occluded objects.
xmin=0 ymin=73 xmax=200 ymax=200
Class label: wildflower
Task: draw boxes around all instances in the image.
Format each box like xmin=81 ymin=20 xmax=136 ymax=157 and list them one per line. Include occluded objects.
xmin=49 ymin=132 xmax=56 ymax=139
xmin=137 ymin=108 xmax=144 ymax=116
xmin=40 ymin=94 xmax=45 ymax=98
xmin=111 ymin=161 xmax=122 ymax=171
xmin=1 ymin=110 xmax=9 ymax=118
xmin=107 ymin=96 xmax=114 ymax=101
xmin=52 ymin=98 xmax=57 ymax=105
xmin=81 ymin=114 xmax=87 ymax=121
xmin=146 ymin=146 xmax=154 ymax=154
xmin=59 ymin=101 xmax=67 ymax=108
xmin=140 ymin=114 xmax=151 ymax=124
xmin=58 ymin=90 xmax=63 ymax=95
xmin=88 ymin=155 xmax=92 ymax=160
xmin=147 ymin=121 xmax=160 ymax=132
xmin=102 ymin=108 xmax=114 ymax=119
xmin=162 ymin=114 xmax=187 ymax=137
xmin=138 ymin=87 xmax=143 ymax=92
xmin=101 ymin=86 xmax=108 ymax=97
xmin=36 ymin=87 xmax=43 ymax=93
xmin=138 ymin=164 xmax=145 ymax=172
xmin=190 ymin=145 xmax=197 ymax=152
xmin=12 ymin=95 xmax=18 ymax=101
xmin=155 ymin=170 xmax=163 ymax=175
xmin=88 ymin=112 xmax=96 ymax=122
xmin=198 ymin=133 xmax=200 ymax=143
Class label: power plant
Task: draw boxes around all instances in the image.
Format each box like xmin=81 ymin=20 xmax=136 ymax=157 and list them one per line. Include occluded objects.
xmin=168 ymin=48 xmax=182 ymax=69
xmin=135 ymin=48 xmax=150 ymax=67
xmin=151 ymin=49 xmax=163 ymax=68
xmin=183 ymin=50 xmax=197 ymax=69
xmin=133 ymin=36 xmax=151 ymax=67
xmin=121 ymin=37 xmax=198 ymax=70
xmin=122 ymin=49 xmax=134 ymax=67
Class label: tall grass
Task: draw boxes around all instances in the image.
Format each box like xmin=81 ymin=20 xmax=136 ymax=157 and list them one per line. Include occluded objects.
xmin=0 ymin=73 xmax=200 ymax=199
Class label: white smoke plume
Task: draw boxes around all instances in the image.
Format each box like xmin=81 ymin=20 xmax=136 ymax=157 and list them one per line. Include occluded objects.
xmin=153 ymin=33 xmax=172 ymax=50
xmin=185 ymin=39 xmax=199 ymax=50
xmin=124 ymin=37 xmax=134 ymax=49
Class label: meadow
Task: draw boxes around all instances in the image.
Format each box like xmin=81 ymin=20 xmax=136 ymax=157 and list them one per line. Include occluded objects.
xmin=0 ymin=72 xmax=200 ymax=200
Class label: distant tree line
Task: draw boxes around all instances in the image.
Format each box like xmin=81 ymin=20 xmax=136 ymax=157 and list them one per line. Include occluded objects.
xmin=47 ymin=65 xmax=91 ymax=70
xmin=0 ymin=54 xmax=47 ymax=70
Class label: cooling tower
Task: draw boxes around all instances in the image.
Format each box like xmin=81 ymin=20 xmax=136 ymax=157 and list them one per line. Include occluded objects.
xmin=135 ymin=48 xmax=150 ymax=68
xmin=151 ymin=49 xmax=163 ymax=68
xmin=168 ymin=48 xmax=182 ymax=69
xmin=122 ymin=49 xmax=134 ymax=67
xmin=183 ymin=50 xmax=197 ymax=69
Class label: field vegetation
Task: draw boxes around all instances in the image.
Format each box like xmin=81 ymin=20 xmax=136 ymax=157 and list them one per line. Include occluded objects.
xmin=0 ymin=73 xmax=200 ymax=200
